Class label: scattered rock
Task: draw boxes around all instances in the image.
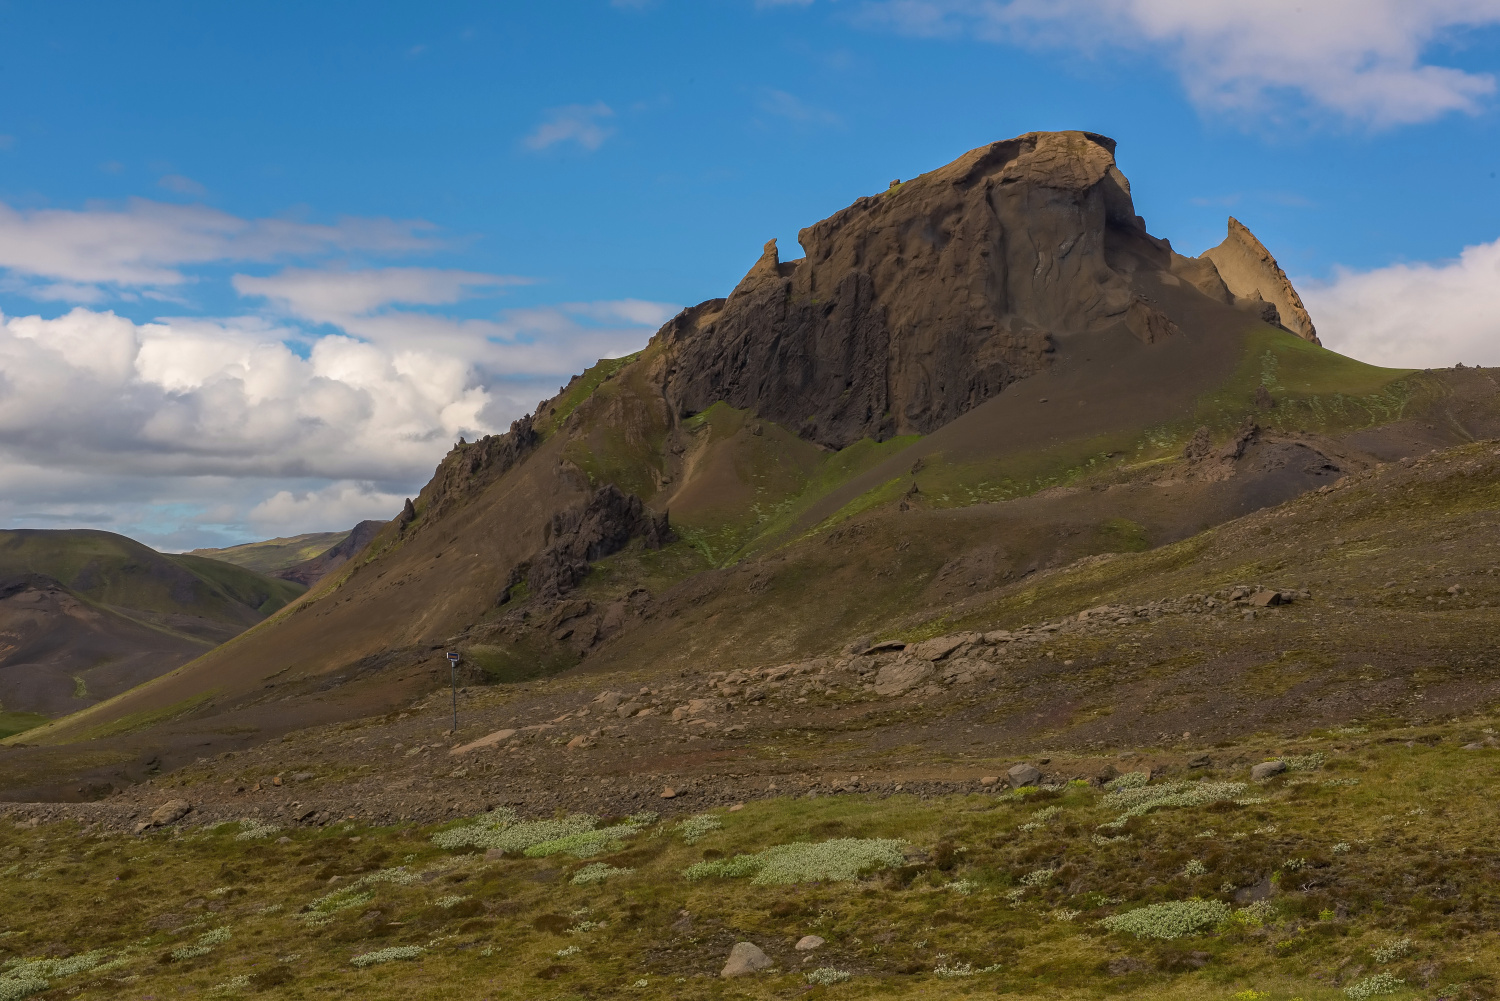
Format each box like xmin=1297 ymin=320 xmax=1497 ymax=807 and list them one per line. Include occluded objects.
xmin=484 ymin=848 xmax=506 ymax=861
xmin=660 ymin=787 xmax=677 ymax=799
xmin=872 ymin=659 xmax=934 ymax=697
xmin=616 ymin=701 xmax=645 ymax=719
xmin=728 ymin=803 xmax=745 ymax=812
xmin=1249 ymin=589 xmax=1284 ymax=607
xmin=276 ymin=837 xmax=292 ymax=845
xmin=291 ymin=772 xmax=314 ymax=782
xmin=594 ymin=691 xmax=625 ymax=712
xmin=860 ymin=640 xmax=907 ymax=655
xmin=1007 ymin=764 xmax=1042 ymax=788
xmin=1187 ymin=754 xmax=1211 ymax=769
xmin=979 ymin=775 xmax=999 ymax=787
xmin=909 ymin=635 xmax=966 ymax=662
xmin=795 ymin=935 xmax=825 ymax=951
xmin=721 ymin=941 xmax=773 ymax=978
xmin=1462 ymin=738 xmax=1498 ymax=750
xmin=1448 ymin=584 xmax=1465 ymax=595
xmin=565 ymin=735 xmax=596 ymax=750
xmin=671 ymin=910 xmax=693 ymax=934
xmin=1250 ymin=760 xmax=1287 ymax=781
xmin=1253 ymin=384 xmax=1276 ymax=410
xmin=149 ymin=800 xmax=192 ymax=827
xmin=449 ymin=729 xmax=517 ymax=756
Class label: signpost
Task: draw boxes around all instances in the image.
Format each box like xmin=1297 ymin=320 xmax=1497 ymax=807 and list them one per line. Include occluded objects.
xmin=446 ymin=651 xmax=461 ymax=732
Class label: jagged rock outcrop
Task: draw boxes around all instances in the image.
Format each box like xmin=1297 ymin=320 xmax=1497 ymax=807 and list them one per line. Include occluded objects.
xmin=1201 ymin=217 xmax=1319 ymax=344
xmin=659 ymin=131 xmax=1189 ymax=448
xmin=413 ymin=415 xmax=541 ymax=529
xmin=274 ymin=520 xmax=386 ymax=587
xmin=520 ymin=485 xmax=675 ymax=600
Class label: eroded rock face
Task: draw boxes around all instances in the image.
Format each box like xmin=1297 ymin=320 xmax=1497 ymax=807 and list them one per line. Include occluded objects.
xmin=660 ymin=131 xmax=1181 ymax=447
xmin=524 ymin=485 xmax=675 ymax=600
xmin=1201 ymin=217 xmax=1319 ymax=344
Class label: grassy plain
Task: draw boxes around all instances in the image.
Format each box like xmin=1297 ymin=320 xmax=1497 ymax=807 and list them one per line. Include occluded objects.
xmin=5 ymin=721 xmax=1497 ymax=1001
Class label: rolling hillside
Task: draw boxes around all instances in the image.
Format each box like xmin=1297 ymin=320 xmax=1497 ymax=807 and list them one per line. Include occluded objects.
xmin=0 ymin=529 xmax=304 ymax=723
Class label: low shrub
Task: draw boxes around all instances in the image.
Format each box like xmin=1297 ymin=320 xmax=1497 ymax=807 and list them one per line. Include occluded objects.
xmin=1102 ymin=899 xmax=1231 ymax=939
xmin=350 ymin=946 xmax=425 ymax=968
xmin=683 ymin=838 xmax=905 ymax=885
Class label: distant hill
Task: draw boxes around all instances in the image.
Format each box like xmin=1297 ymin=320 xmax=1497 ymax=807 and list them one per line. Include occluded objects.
xmin=0 ymin=529 xmax=304 ymax=725
xmin=188 ymin=531 xmax=350 ymax=575
xmin=273 ymin=520 xmax=386 ymax=587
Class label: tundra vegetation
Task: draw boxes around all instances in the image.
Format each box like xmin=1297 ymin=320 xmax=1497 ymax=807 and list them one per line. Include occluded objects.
xmin=3 ymin=720 xmax=1497 ymax=1000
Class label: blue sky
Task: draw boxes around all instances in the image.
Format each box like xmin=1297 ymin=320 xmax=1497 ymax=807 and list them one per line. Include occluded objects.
xmin=1 ymin=0 xmax=1498 ymax=549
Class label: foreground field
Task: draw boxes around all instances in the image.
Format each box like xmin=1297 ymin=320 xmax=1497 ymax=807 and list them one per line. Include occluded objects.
xmin=4 ymin=718 xmax=1497 ymax=1001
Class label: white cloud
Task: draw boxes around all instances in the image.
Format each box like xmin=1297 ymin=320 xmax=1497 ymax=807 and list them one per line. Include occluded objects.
xmin=233 ymin=266 xmax=531 ymax=320
xmin=249 ymin=481 xmax=409 ymax=536
xmin=523 ymin=102 xmax=616 ymax=151
xmin=0 ymin=290 xmax=674 ymax=543
xmin=1304 ymin=237 xmax=1500 ymax=369
xmin=856 ymin=0 xmax=1500 ymax=126
xmin=0 ymin=197 xmax=440 ymax=290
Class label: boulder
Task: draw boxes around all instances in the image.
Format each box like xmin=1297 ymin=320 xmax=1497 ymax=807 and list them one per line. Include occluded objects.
xmin=872 ymin=659 xmax=934 ymax=697
xmin=1248 ymin=589 xmax=1284 ymax=608
xmin=565 ymin=735 xmax=596 ymax=750
xmin=594 ymin=690 xmax=625 ymax=712
xmin=721 ymin=941 xmax=773 ymax=977
xmin=1251 ymin=760 xmax=1287 ymax=781
xmin=795 ymin=935 xmax=825 ymax=951
xmin=1007 ymin=764 xmax=1042 ymax=788
xmin=149 ymin=800 xmax=192 ymax=827
xmin=449 ymin=729 xmax=517 ymax=755
xmin=979 ymin=775 xmax=999 ymax=787
xmin=909 ymin=635 xmax=966 ymax=662
xmin=672 ymin=698 xmax=721 ymax=721
xmin=616 ymin=701 xmax=645 ymax=719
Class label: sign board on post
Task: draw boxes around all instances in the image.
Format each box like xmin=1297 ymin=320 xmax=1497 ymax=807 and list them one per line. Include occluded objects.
xmin=446 ymin=652 xmax=460 ymax=732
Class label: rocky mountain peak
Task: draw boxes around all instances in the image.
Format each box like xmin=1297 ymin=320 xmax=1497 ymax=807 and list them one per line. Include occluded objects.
xmin=657 ymin=130 xmax=1234 ymax=448
xmin=1201 ymin=216 xmax=1319 ymax=344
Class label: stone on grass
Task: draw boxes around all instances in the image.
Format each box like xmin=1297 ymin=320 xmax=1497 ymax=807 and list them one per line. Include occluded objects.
xmin=1249 ymin=589 xmax=1284 ymax=607
xmin=795 ymin=935 xmax=825 ymax=951
xmin=449 ymin=729 xmax=516 ymax=756
xmin=150 ymin=800 xmax=192 ymax=826
xmin=1007 ymin=764 xmax=1042 ymax=788
xmin=721 ymin=941 xmax=773 ymax=977
xmin=1250 ymin=760 xmax=1287 ymax=781
xmin=980 ymin=776 xmax=999 ymax=787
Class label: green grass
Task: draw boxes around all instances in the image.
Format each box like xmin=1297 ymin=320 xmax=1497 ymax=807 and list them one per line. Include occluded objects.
xmin=0 ymin=710 xmax=49 ymax=739
xmin=187 ymin=532 xmax=349 ymax=575
xmin=74 ymin=692 xmax=216 ymax=742
xmin=6 ymin=721 xmax=1499 ymax=999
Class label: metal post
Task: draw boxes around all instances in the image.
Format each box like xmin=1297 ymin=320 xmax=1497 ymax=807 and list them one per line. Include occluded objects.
xmin=446 ymin=651 xmax=460 ymax=732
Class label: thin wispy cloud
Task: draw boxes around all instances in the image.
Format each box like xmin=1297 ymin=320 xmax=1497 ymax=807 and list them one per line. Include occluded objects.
xmin=0 ymin=198 xmax=440 ymax=293
xmin=854 ymin=0 xmax=1500 ymax=126
xmin=756 ymin=88 xmax=842 ymax=126
xmin=522 ymin=102 xmax=616 ymax=151
xmin=158 ymin=173 xmax=206 ymax=196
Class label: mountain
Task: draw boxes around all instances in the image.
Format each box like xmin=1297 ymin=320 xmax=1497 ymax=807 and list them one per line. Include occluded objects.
xmin=188 ymin=531 xmax=351 ymax=576
xmin=9 ymin=131 xmax=1500 ymax=798
xmin=272 ymin=520 xmax=387 ymax=587
xmin=0 ymin=529 xmax=304 ymax=725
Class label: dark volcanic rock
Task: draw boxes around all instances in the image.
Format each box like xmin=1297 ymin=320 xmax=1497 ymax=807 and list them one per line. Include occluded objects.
xmin=525 ymin=485 xmax=675 ymax=599
xmin=660 ymin=131 xmax=1185 ymax=448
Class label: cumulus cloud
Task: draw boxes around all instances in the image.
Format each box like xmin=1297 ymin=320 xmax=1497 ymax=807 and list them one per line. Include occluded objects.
xmin=856 ymin=0 xmax=1500 ymax=125
xmin=1304 ymin=237 xmax=1500 ymax=369
xmin=0 ymin=289 xmax=675 ymax=546
xmin=523 ymin=102 xmax=616 ymax=151
xmin=0 ymin=197 xmax=439 ymax=291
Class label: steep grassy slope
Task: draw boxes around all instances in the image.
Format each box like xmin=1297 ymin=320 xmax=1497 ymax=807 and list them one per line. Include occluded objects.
xmin=0 ymin=530 xmax=304 ymax=720
xmin=188 ymin=531 xmax=350 ymax=575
